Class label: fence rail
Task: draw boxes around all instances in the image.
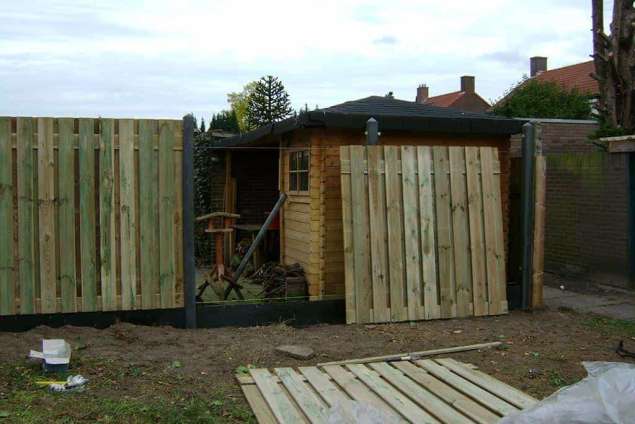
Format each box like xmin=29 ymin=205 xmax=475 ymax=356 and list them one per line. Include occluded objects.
xmin=340 ymin=145 xmax=508 ymax=324
xmin=0 ymin=117 xmax=184 ymax=316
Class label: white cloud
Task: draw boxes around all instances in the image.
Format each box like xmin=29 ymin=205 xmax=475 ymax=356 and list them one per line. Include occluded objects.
xmin=0 ymin=0 xmax=612 ymax=119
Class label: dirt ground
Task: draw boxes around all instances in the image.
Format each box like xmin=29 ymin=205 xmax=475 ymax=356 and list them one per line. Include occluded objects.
xmin=1 ymin=308 xmax=634 ymax=423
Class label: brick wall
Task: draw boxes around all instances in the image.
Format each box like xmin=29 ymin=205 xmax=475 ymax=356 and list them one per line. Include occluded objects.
xmin=545 ymin=152 xmax=630 ymax=286
xmin=510 ymin=120 xmax=598 ymax=157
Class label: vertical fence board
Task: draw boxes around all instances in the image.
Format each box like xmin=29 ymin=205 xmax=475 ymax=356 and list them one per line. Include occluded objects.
xmin=416 ymin=146 xmax=439 ymax=319
xmin=79 ymin=119 xmax=97 ymax=312
xmin=119 ymin=119 xmax=137 ymax=309
xmin=491 ymin=149 xmax=508 ymax=313
xmin=0 ymin=118 xmax=14 ymax=315
xmin=340 ymin=146 xmax=356 ymax=323
xmin=350 ymin=146 xmax=371 ymax=323
xmin=449 ymin=147 xmax=472 ymax=317
xmin=433 ymin=146 xmax=456 ymax=318
xmin=401 ymin=146 xmax=424 ymax=321
xmin=99 ymin=119 xmax=117 ymax=311
xmin=481 ymin=147 xmax=506 ymax=314
xmin=58 ymin=118 xmax=77 ymax=312
xmin=159 ymin=120 xmax=176 ymax=308
xmin=466 ymin=148 xmax=488 ymax=316
xmin=16 ymin=118 xmax=36 ymax=314
xmin=139 ymin=120 xmax=159 ymax=309
xmin=37 ymin=118 xmax=57 ymax=313
xmin=367 ymin=147 xmax=389 ymax=322
xmin=384 ymin=146 xmax=407 ymax=322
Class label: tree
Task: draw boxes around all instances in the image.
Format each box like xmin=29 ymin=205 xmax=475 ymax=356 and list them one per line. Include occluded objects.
xmin=199 ymin=117 xmax=206 ymax=133
xmin=227 ymin=81 xmax=257 ymax=133
xmin=491 ymin=78 xmax=592 ymax=119
xmin=210 ymin=110 xmax=239 ymax=133
xmin=592 ymin=0 xmax=635 ymax=133
xmin=246 ymin=75 xmax=293 ymax=128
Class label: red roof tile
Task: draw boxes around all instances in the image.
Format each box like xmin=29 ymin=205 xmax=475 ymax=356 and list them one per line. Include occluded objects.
xmin=425 ymin=91 xmax=465 ymax=107
xmin=534 ymin=60 xmax=598 ymax=94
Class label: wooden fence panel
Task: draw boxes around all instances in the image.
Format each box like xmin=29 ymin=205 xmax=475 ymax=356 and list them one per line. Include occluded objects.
xmin=340 ymin=145 xmax=507 ymax=324
xmin=0 ymin=116 xmax=183 ymax=316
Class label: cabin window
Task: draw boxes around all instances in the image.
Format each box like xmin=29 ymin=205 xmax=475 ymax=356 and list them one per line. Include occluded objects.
xmin=288 ymin=150 xmax=309 ymax=193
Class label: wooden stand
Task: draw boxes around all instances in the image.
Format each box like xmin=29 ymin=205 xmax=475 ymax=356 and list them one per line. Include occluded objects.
xmin=195 ymin=212 xmax=242 ymax=300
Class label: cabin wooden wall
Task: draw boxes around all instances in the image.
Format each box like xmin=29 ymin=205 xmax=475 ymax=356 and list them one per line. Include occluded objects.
xmin=279 ymin=128 xmax=512 ymax=299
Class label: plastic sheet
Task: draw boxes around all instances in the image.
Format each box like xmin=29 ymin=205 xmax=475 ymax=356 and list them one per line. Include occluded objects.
xmin=500 ymin=362 xmax=635 ymax=424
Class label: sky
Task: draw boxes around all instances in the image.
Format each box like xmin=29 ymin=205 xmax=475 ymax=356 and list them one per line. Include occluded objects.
xmin=0 ymin=0 xmax=612 ymax=121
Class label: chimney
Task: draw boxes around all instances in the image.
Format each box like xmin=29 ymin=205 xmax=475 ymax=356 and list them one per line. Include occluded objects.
xmin=416 ymin=84 xmax=429 ymax=103
xmin=530 ymin=56 xmax=547 ymax=77
xmin=460 ymin=76 xmax=475 ymax=93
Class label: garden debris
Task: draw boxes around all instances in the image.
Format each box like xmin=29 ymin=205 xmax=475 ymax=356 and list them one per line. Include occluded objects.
xmin=275 ymin=345 xmax=315 ymax=360
xmin=47 ymin=375 xmax=88 ymax=393
xmin=251 ymin=262 xmax=307 ymax=299
xmin=616 ymin=340 xmax=635 ymax=358
xmin=29 ymin=339 xmax=71 ymax=372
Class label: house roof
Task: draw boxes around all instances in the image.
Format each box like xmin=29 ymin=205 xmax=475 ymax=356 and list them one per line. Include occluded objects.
xmin=533 ymin=60 xmax=598 ymax=94
xmin=424 ymin=91 xmax=465 ymax=107
xmin=215 ymin=96 xmax=523 ymax=148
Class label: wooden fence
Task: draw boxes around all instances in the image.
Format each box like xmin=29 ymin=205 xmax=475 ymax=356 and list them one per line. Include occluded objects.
xmin=0 ymin=117 xmax=184 ymax=316
xmin=340 ymin=145 xmax=507 ymax=324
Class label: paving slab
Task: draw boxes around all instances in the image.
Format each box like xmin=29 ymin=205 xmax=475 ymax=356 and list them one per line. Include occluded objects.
xmin=544 ymin=286 xmax=635 ymax=321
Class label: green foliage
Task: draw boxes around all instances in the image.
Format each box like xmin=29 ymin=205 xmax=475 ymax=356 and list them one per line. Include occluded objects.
xmin=583 ymin=315 xmax=635 ymax=338
xmin=210 ymin=110 xmax=240 ymax=133
xmin=228 ymin=81 xmax=257 ymax=133
xmin=246 ymin=75 xmax=293 ymax=128
xmin=492 ymin=78 xmax=592 ymax=120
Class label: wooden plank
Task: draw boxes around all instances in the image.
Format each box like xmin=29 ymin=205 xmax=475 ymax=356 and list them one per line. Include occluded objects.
xmin=78 ymin=119 xmax=97 ymax=312
xmin=532 ymin=155 xmax=546 ymax=308
xmin=416 ymin=146 xmax=439 ymax=320
xmin=0 ymin=118 xmax=14 ymax=315
xmin=349 ymin=146 xmax=371 ymax=323
xmin=16 ymin=118 xmax=36 ymax=314
xmin=449 ymin=147 xmax=472 ymax=317
xmin=58 ymin=118 xmax=77 ymax=313
xmin=250 ymin=368 xmax=307 ymax=424
xmin=119 ymin=119 xmax=137 ymax=309
xmin=465 ymin=147 xmax=488 ymax=316
xmin=401 ymin=146 xmax=424 ymax=321
xmin=139 ymin=120 xmax=159 ymax=309
xmin=367 ymin=146 xmax=389 ymax=322
xmin=159 ymin=120 xmax=177 ymax=308
xmin=321 ymin=365 xmax=395 ymax=415
xmin=98 ymin=119 xmax=117 ymax=311
xmin=433 ymin=146 xmax=456 ymax=318
xmin=393 ymin=361 xmax=500 ymax=424
xmin=416 ymin=359 xmax=518 ymax=416
xmin=275 ymin=368 xmax=329 ymax=423
xmin=480 ymin=148 xmax=506 ymax=315
xmin=346 ymin=364 xmax=439 ymax=423
xmin=435 ymin=358 xmax=537 ymax=409
xmin=240 ymin=384 xmax=277 ymax=424
xmin=38 ymin=118 xmax=57 ymax=313
xmin=369 ymin=362 xmax=472 ymax=424
xmin=384 ymin=146 xmax=407 ymax=321
xmin=299 ymin=366 xmax=350 ymax=407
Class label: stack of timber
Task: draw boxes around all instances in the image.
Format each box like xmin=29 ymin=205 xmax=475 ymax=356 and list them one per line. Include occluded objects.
xmin=252 ymin=262 xmax=308 ymax=299
xmin=236 ymin=357 xmax=538 ymax=423
xmin=340 ymin=145 xmax=508 ymax=324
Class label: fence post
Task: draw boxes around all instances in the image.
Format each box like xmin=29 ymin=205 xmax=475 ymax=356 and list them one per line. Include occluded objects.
xmin=182 ymin=115 xmax=197 ymax=329
xmin=520 ymin=122 xmax=536 ymax=309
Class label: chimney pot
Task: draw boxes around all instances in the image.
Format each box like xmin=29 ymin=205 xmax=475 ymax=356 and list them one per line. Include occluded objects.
xmin=460 ymin=75 xmax=475 ymax=93
xmin=416 ymin=84 xmax=429 ymax=104
xmin=530 ymin=56 xmax=547 ymax=77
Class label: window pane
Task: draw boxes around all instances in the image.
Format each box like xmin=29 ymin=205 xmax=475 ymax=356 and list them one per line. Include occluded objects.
xmin=290 ymin=172 xmax=297 ymax=190
xmin=290 ymin=152 xmax=297 ymax=171
xmin=299 ymin=171 xmax=309 ymax=191
xmin=300 ymin=151 xmax=309 ymax=170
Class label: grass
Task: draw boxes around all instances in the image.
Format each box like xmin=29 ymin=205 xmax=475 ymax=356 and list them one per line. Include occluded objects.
xmin=0 ymin=361 xmax=255 ymax=424
xmin=582 ymin=316 xmax=635 ymax=338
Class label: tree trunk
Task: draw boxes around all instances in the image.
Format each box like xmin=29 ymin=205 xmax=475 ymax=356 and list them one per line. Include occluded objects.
xmin=592 ymin=0 xmax=635 ymax=131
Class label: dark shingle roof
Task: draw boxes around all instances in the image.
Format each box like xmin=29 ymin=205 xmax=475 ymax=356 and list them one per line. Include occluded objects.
xmin=216 ymin=96 xmax=523 ymax=147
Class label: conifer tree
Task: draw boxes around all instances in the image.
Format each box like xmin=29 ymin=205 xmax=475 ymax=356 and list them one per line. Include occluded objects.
xmin=246 ymin=75 xmax=293 ymax=128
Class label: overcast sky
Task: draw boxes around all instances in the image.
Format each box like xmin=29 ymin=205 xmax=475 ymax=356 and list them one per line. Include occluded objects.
xmin=0 ymin=0 xmax=611 ymax=121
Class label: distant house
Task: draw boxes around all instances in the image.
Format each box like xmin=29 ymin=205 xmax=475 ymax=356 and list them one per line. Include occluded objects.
xmin=415 ymin=76 xmax=491 ymax=113
xmin=525 ymin=56 xmax=598 ymax=95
